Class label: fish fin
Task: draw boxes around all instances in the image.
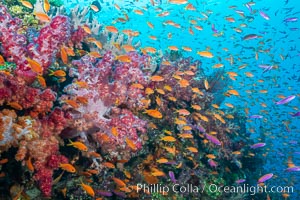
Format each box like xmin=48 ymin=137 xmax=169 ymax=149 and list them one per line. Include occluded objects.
xmin=66 ymin=139 xmax=73 ymax=146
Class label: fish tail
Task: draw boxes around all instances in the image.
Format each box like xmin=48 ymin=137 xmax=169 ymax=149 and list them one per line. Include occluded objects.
xmin=48 ymin=70 xmax=54 ymax=76
xmin=66 ymin=139 xmax=73 ymax=146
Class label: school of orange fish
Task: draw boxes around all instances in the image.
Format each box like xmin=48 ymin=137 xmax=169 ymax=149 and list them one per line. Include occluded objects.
xmin=0 ymin=0 xmax=299 ymax=199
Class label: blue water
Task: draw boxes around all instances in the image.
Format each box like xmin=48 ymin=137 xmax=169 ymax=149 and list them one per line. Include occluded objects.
xmin=66 ymin=0 xmax=300 ymax=198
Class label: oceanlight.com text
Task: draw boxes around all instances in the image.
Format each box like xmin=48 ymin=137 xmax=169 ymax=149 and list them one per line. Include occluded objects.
xmin=208 ymin=184 xmax=294 ymax=196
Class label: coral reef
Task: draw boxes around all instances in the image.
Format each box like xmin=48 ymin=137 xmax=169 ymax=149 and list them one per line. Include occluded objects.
xmin=0 ymin=2 xmax=263 ymax=200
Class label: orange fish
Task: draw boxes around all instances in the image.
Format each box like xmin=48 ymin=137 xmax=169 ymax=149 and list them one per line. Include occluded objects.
xmin=90 ymin=4 xmax=100 ymax=13
xmin=27 ymin=58 xmax=43 ymax=74
xmin=168 ymin=96 xmax=177 ymax=102
xmin=225 ymin=17 xmax=235 ymax=22
xmin=185 ymin=3 xmax=196 ymax=10
xmin=49 ymin=70 xmax=66 ymax=77
xmin=131 ymin=83 xmax=144 ymax=89
xmin=245 ymin=72 xmax=254 ymax=77
xmin=178 ymin=79 xmax=189 ymax=87
xmin=178 ymin=133 xmax=193 ymax=138
xmin=212 ymin=63 xmax=224 ymax=68
xmin=74 ymin=81 xmax=88 ymax=88
xmin=191 ymin=104 xmax=201 ymax=110
xmin=147 ymin=21 xmax=154 ymax=29
xmin=191 ymin=87 xmax=204 ymax=95
xmin=169 ymin=0 xmax=188 ymax=4
xmin=115 ymin=55 xmax=131 ymax=63
xmin=161 ymin=136 xmax=176 ymax=142
xmin=155 ymin=88 xmax=165 ymax=95
xmin=186 ymin=147 xmax=198 ymax=153
xmin=25 ymin=157 xmax=34 ymax=172
xmin=122 ymin=44 xmax=135 ymax=52
xmin=155 ymin=96 xmax=162 ymax=106
xmin=7 ymin=102 xmax=23 ymax=110
xmin=176 ymin=109 xmax=190 ymax=116
xmin=125 ymin=137 xmax=137 ymax=150
xmin=134 ymin=9 xmax=144 ymax=15
xmin=80 ymin=182 xmax=95 ymax=197
xmin=60 ymin=163 xmax=76 ymax=173
xmin=89 ymin=51 xmax=102 ymax=58
xmin=227 ymin=89 xmax=240 ymax=96
xmin=225 ymin=103 xmax=234 ymax=108
xmin=67 ymin=140 xmax=88 ymax=151
xmin=82 ymin=25 xmax=91 ymax=34
xmin=145 ymin=87 xmax=154 ymax=95
xmin=206 ymin=154 xmax=216 ymax=159
xmin=102 ymin=162 xmax=115 ymax=169
xmin=194 ymin=25 xmax=203 ymax=31
xmin=157 ymin=11 xmax=170 ymax=17
xmin=106 ymin=26 xmax=118 ymax=33
xmin=112 ymin=177 xmax=126 ymax=187
xmin=111 ymin=127 xmax=118 ymax=137
xmin=0 ymin=158 xmax=8 ymax=165
xmin=114 ymin=3 xmax=120 ymax=10
xmin=163 ymin=85 xmax=172 ymax=92
xmin=150 ymin=75 xmax=164 ymax=82
xmin=156 ymin=158 xmax=169 ymax=164
xmin=225 ymin=114 xmax=234 ymax=119
xmin=88 ymin=151 xmax=101 ymax=158
xmin=197 ymin=51 xmax=213 ymax=58
xmin=63 ymin=99 xmax=79 ymax=109
xmin=149 ymin=35 xmax=158 ymax=40
xmin=204 ymin=79 xmax=210 ymax=90
xmin=124 ymin=170 xmax=131 ymax=179
xmin=182 ymin=46 xmax=192 ymax=52
xmin=227 ymin=71 xmax=238 ymax=77
xmin=143 ymin=46 xmax=157 ymax=54
xmin=151 ymin=170 xmax=166 ymax=177
xmin=0 ymin=54 xmax=5 ymax=65
xmin=37 ymin=76 xmax=46 ymax=88
xmin=43 ymin=0 xmax=50 ymax=12
xmin=174 ymin=118 xmax=186 ymax=125
xmin=34 ymin=12 xmax=51 ymax=22
xmin=21 ymin=1 xmax=33 ymax=9
xmin=163 ymin=146 xmax=176 ymax=155
xmin=144 ymin=109 xmax=162 ymax=118
xmin=232 ymin=151 xmax=241 ymax=155
xmin=168 ymin=46 xmax=179 ymax=51
xmin=60 ymin=46 xmax=68 ymax=64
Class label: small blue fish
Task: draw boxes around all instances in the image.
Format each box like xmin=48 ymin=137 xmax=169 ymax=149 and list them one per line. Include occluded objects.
xmin=211 ymin=24 xmax=218 ymax=33
xmin=259 ymin=64 xmax=273 ymax=74
xmin=258 ymin=173 xmax=273 ymax=183
xmin=233 ymin=159 xmax=242 ymax=168
xmin=242 ymin=34 xmax=259 ymax=40
xmin=168 ymin=171 xmax=176 ymax=183
xmin=208 ymin=159 xmax=217 ymax=168
xmin=249 ymin=115 xmax=263 ymax=119
xmin=259 ymin=10 xmax=270 ymax=20
xmin=283 ymin=17 xmax=298 ymax=22
xmin=275 ymin=95 xmax=296 ymax=105
xmin=250 ymin=143 xmax=266 ymax=149
xmin=235 ymin=179 xmax=246 ymax=184
xmin=291 ymin=111 xmax=300 ymax=117
xmin=205 ymin=134 xmax=221 ymax=146
xmin=285 ymin=166 xmax=300 ymax=172
xmin=96 ymin=190 xmax=113 ymax=197
xmin=244 ymin=3 xmax=252 ymax=13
